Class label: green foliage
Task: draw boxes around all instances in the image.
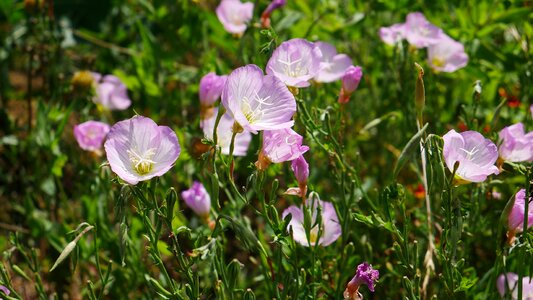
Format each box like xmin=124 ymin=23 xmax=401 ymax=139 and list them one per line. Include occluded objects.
xmin=0 ymin=0 xmax=532 ymax=299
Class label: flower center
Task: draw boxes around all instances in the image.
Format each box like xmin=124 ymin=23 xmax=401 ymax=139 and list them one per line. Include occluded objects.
xmin=277 ymin=56 xmax=308 ymax=78
xmin=127 ymin=148 xmax=157 ymax=175
xmin=309 ymin=226 xmax=320 ymax=244
xmin=241 ymin=91 xmax=273 ymax=124
xmin=459 ymin=146 xmax=479 ymax=160
xmin=431 ymin=57 xmax=445 ymax=68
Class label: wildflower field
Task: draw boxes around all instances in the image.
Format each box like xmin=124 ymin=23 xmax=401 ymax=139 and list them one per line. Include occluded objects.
xmin=1 ymin=0 xmax=533 ymax=299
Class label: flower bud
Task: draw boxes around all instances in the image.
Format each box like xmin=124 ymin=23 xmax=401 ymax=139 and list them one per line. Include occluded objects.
xmin=339 ymin=66 xmax=362 ymax=104
xmin=291 ymin=155 xmax=309 ymax=198
xmin=181 ymin=181 xmax=211 ymax=220
xmin=199 ymin=72 xmax=227 ymax=108
xmin=507 ymin=189 xmax=533 ymax=234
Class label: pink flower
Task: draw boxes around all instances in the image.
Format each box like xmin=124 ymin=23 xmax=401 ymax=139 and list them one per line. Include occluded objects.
xmin=221 ymin=64 xmax=296 ymax=133
xmin=498 ymin=123 xmax=533 ymax=162
xmin=104 ymin=116 xmax=181 ymax=185
xmin=507 ymin=189 xmax=533 ymax=234
xmin=497 ymin=273 xmax=533 ymax=299
xmin=74 ymin=120 xmax=110 ymax=152
xmin=427 ymin=34 xmax=468 ymax=73
xmin=282 ymin=194 xmax=341 ymax=247
xmin=91 ymin=73 xmax=132 ymax=110
xmin=216 ymin=0 xmax=254 ymax=35
xmin=338 ymin=65 xmax=363 ymax=103
xmin=313 ymin=42 xmax=352 ymax=83
xmin=344 ymin=263 xmax=380 ymax=300
xmin=442 ymin=129 xmax=499 ymax=183
xmin=404 ymin=12 xmax=442 ymax=48
xmin=202 ymin=108 xmax=252 ymax=156
xmin=261 ymin=0 xmax=286 ymax=28
xmin=199 ymin=72 xmax=227 ymax=107
xmin=266 ymin=38 xmax=322 ymax=88
xmin=181 ymin=181 xmax=211 ymax=219
xmin=379 ymin=23 xmax=406 ymax=45
xmin=256 ymin=128 xmax=309 ymax=170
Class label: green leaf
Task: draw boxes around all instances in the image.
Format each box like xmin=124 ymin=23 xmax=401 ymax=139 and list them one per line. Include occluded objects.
xmin=393 ymin=123 xmax=429 ymax=179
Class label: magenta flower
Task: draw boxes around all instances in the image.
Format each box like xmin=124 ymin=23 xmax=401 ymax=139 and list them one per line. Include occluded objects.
xmin=427 ymin=34 xmax=468 ymax=73
xmin=202 ymin=108 xmax=252 ymax=156
xmin=256 ymin=128 xmax=309 ymax=170
xmin=282 ymin=194 xmax=341 ymax=247
xmin=91 ymin=73 xmax=132 ymax=110
xmin=266 ymin=38 xmax=322 ymax=88
xmin=507 ymin=189 xmax=533 ymax=234
xmin=216 ymin=0 xmax=254 ymax=36
xmin=442 ymin=129 xmax=499 ymax=183
xmin=261 ymin=0 xmax=286 ymax=28
xmin=313 ymin=42 xmax=352 ymax=83
xmin=498 ymin=123 xmax=533 ymax=162
xmin=339 ymin=65 xmax=363 ymax=104
xmin=181 ymin=181 xmax=211 ymax=219
xmin=74 ymin=120 xmax=110 ymax=153
xmin=344 ymin=263 xmax=380 ymax=300
xmin=104 ymin=116 xmax=181 ymax=185
xmin=497 ymin=273 xmax=533 ymax=299
xmin=199 ymin=72 xmax=227 ymax=107
xmin=291 ymin=155 xmax=309 ymax=187
xmin=290 ymin=155 xmax=309 ymax=198
xmin=379 ymin=23 xmax=406 ymax=45
xmin=404 ymin=12 xmax=442 ymax=48
xmin=221 ymin=64 xmax=296 ymax=133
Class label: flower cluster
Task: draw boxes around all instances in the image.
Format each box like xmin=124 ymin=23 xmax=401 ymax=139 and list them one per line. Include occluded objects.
xmin=380 ymin=12 xmax=468 ymax=73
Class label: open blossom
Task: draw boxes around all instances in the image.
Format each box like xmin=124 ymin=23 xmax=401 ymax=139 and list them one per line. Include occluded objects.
xmin=497 ymin=273 xmax=533 ymax=299
xmin=256 ymin=128 xmax=309 ymax=170
xmin=221 ymin=64 xmax=296 ymax=133
xmin=379 ymin=23 xmax=406 ymax=45
xmin=442 ymin=129 xmax=499 ymax=183
xmin=199 ymin=72 xmax=227 ymax=107
xmin=404 ymin=12 xmax=442 ymax=48
xmin=181 ymin=181 xmax=211 ymax=219
xmin=507 ymin=189 xmax=533 ymax=234
xmin=266 ymin=38 xmax=322 ymax=88
xmin=91 ymin=73 xmax=132 ymax=110
xmin=339 ymin=66 xmax=363 ymax=104
xmin=344 ymin=263 xmax=380 ymax=300
xmin=498 ymin=123 xmax=533 ymax=162
xmin=427 ymin=34 xmax=468 ymax=73
xmin=313 ymin=42 xmax=352 ymax=83
xmin=261 ymin=0 xmax=286 ymax=28
xmin=282 ymin=194 xmax=341 ymax=247
xmin=104 ymin=116 xmax=181 ymax=185
xmin=202 ymin=108 xmax=251 ymax=156
xmin=216 ymin=0 xmax=254 ymax=35
xmin=73 ymin=120 xmax=110 ymax=152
